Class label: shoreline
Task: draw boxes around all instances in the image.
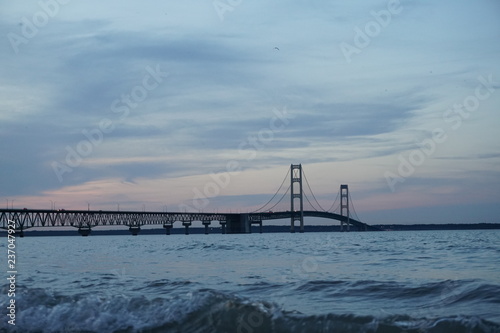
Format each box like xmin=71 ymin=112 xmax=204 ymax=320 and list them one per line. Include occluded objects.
xmin=1 ymin=223 xmax=499 ymax=236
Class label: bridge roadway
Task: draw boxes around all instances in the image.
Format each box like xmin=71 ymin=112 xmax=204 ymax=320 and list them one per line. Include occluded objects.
xmin=251 ymin=211 xmax=379 ymax=231
xmin=0 ymin=209 xmax=378 ymax=236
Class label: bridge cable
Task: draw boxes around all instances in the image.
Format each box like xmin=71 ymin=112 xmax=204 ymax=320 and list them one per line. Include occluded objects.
xmin=302 ymin=168 xmax=327 ymax=211
xmin=303 ymin=192 xmax=317 ymax=211
xmin=327 ymin=189 xmax=340 ymax=213
xmin=348 ymin=191 xmax=361 ymax=221
xmin=251 ymin=167 xmax=291 ymax=213
xmin=263 ymin=185 xmax=291 ymax=212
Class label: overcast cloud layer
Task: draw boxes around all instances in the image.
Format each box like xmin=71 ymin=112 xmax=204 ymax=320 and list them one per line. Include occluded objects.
xmin=1 ymin=0 xmax=499 ymax=224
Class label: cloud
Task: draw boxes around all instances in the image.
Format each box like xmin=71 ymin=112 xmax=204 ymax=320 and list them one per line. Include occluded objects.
xmin=1 ymin=1 xmax=499 ymax=223
xmin=435 ymin=153 xmax=500 ymax=160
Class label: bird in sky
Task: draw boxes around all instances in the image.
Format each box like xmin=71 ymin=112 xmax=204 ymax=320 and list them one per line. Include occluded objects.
xmin=274 ymin=47 xmax=280 ymax=51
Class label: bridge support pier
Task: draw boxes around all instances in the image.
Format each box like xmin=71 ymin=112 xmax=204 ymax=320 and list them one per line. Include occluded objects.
xmin=16 ymin=225 xmax=24 ymax=238
xmin=129 ymin=226 xmax=141 ymax=236
xmin=203 ymin=221 xmax=211 ymax=234
xmin=219 ymin=221 xmax=227 ymax=234
xmin=163 ymin=223 xmax=173 ymax=235
xmin=183 ymin=221 xmax=192 ymax=235
xmin=226 ymin=214 xmax=249 ymax=234
xmin=78 ymin=226 xmax=92 ymax=236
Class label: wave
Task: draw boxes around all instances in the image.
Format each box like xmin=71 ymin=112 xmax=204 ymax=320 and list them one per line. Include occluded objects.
xmin=1 ymin=285 xmax=499 ymax=333
xmin=173 ymin=243 xmax=237 ymax=252
xmin=294 ymin=279 xmax=500 ymax=302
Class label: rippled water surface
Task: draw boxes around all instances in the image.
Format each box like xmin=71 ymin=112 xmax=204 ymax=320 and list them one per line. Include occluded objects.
xmin=1 ymin=230 xmax=499 ymax=332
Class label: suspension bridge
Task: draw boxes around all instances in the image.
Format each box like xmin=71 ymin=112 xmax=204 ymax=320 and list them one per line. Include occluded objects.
xmin=0 ymin=164 xmax=380 ymax=236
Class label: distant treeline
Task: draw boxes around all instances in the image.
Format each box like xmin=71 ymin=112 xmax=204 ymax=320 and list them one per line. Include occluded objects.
xmin=373 ymin=223 xmax=500 ymax=231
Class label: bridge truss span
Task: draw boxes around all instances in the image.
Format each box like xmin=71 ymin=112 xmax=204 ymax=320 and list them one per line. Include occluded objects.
xmin=0 ymin=210 xmax=229 ymax=235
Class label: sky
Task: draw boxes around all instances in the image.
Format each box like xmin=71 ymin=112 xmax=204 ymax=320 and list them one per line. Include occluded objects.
xmin=1 ymin=0 xmax=499 ymax=224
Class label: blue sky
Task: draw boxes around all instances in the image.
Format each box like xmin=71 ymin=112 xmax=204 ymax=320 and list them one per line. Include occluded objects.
xmin=1 ymin=0 xmax=499 ymax=224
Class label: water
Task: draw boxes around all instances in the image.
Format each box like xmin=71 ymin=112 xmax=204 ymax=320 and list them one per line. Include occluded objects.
xmin=1 ymin=230 xmax=500 ymax=332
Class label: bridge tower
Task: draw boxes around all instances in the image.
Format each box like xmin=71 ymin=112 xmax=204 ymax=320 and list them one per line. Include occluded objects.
xmin=290 ymin=164 xmax=304 ymax=233
xmin=340 ymin=184 xmax=350 ymax=231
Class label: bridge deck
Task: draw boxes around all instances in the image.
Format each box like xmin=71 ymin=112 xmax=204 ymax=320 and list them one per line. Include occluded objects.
xmin=248 ymin=211 xmax=379 ymax=231
xmin=0 ymin=209 xmax=379 ymax=232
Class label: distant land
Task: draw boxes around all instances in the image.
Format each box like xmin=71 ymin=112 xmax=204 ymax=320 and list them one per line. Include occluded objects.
xmin=2 ymin=223 xmax=499 ymax=237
